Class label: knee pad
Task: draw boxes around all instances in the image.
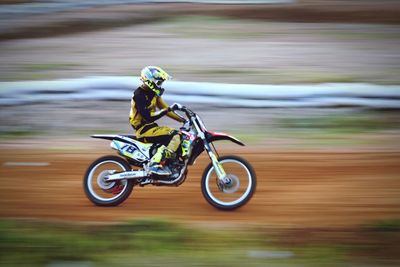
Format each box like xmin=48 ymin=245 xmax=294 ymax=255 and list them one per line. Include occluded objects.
xmin=167 ymin=133 xmax=181 ymax=152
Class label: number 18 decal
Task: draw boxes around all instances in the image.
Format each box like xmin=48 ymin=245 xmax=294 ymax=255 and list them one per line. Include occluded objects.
xmin=121 ymin=144 xmax=136 ymax=154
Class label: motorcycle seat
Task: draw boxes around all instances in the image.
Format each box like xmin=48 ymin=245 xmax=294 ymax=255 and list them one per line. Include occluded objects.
xmin=121 ymin=134 xmax=138 ymax=140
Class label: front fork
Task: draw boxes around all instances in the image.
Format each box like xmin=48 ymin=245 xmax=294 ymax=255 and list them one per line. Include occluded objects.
xmin=204 ymin=140 xmax=230 ymax=188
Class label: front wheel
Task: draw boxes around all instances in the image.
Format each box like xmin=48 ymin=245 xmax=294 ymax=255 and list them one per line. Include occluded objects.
xmin=83 ymin=155 xmax=134 ymax=206
xmin=201 ymin=155 xmax=256 ymax=210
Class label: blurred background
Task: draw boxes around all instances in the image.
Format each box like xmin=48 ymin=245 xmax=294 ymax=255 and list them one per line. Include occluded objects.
xmin=0 ymin=0 xmax=399 ymax=266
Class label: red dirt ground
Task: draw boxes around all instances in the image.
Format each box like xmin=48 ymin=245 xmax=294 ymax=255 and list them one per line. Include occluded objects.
xmin=0 ymin=148 xmax=399 ymax=227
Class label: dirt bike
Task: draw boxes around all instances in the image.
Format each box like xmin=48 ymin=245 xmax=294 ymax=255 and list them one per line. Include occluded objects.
xmin=83 ymin=106 xmax=256 ymax=210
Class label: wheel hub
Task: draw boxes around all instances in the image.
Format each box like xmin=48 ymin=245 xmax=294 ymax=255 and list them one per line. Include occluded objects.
xmin=219 ymin=174 xmax=240 ymax=194
xmin=97 ymin=170 xmax=116 ymax=190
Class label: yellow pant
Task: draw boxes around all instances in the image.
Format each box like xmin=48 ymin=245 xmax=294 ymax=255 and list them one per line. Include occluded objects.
xmin=136 ymin=124 xmax=181 ymax=152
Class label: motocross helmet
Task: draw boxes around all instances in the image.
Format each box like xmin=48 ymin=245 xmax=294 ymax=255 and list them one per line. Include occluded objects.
xmin=140 ymin=66 xmax=171 ymax=96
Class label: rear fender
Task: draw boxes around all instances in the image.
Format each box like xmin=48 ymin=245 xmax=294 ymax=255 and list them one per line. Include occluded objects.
xmin=91 ymin=134 xmax=152 ymax=164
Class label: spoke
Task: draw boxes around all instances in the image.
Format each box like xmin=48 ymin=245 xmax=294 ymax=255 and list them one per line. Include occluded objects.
xmin=87 ymin=160 xmax=128 ymax=202
xmin=205 ymin=159 xmax=253 ymax=206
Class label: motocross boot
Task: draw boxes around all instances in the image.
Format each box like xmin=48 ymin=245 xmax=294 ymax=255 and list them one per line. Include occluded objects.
xmin=148 ymin=145 xmax=172 ymax=176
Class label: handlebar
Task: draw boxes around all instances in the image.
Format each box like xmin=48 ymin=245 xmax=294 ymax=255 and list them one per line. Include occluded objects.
xmin=174 ymin=105 xmax=207 ymax=133
xmin=174 ymin=106 xmax=195 ymax=118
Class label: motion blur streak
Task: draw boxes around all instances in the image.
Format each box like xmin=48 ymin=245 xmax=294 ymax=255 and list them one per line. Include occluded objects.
xmin=2 ymin=78 xmax=400 ymax=108
xmin=0 ymin=0 xmax=399 ymax=266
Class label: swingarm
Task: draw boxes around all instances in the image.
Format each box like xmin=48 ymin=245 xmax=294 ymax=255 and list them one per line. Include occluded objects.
xmin=105 ymin=170 xmax=147 ymax=182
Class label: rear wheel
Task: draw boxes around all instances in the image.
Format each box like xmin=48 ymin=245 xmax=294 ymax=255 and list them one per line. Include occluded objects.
xmin=83 ymin=155 xmax=134 ymax=206
xmin=201 ymin=155 xmax=256 ymax=210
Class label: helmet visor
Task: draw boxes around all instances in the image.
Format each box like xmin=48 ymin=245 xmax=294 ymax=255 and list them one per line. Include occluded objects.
xmin=155 ymin=79 xmax=164 ymax=88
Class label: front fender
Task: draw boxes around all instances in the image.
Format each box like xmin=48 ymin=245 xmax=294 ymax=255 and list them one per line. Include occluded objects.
xmin=205 ymin=131 xmax=245 ymax=146
xmin=187 ymin=131 xmax=244 ymax=166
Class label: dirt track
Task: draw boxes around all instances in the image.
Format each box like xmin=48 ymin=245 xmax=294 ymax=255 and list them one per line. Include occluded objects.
xmin=1 ymin=148 xmax=399 ymax=227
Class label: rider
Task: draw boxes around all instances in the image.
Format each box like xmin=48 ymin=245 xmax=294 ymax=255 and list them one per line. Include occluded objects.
xmin=129 ymin=66 xmax=186 ymax=176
